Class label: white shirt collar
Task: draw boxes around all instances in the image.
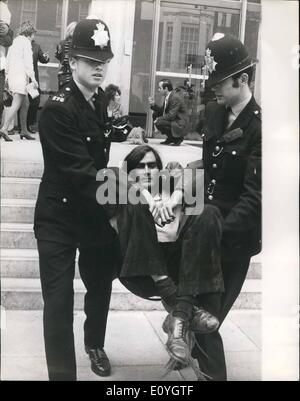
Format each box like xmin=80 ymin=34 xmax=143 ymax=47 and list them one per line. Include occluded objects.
xmin=165 ymin=91 xmax=171 ymax=102
xmin=231 ymin=92 xmax=252 ymax=117
xmin=73 ymin=79 xmax=98 ymax=102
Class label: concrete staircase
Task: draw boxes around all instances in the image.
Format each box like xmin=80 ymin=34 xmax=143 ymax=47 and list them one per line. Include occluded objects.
xmin=1 ymin=162 xmax=261 ymax=311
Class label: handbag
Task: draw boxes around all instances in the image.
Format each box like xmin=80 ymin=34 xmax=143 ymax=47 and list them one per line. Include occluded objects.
xmin=110 ymin=115 xmax=133 ymax=143
xmin=3 ymin=88 xmax=13 ymax=107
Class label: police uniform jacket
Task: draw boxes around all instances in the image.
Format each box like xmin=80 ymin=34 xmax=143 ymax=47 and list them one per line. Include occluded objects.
xmin=201 ymin=97 xmax=261 ymax=256
xmin=34 ymin=79 xmax=118 ymax=248
xmin=151 ymin=90 xmax=189 ymax=138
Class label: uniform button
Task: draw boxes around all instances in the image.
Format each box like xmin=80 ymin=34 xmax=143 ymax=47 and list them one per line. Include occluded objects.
xmin=254 ymin=110 xmax=259 ymax=115
xmin=232 ymin=151 xmax=237 ymax=155
xmin=65 ymin=87 xmax=70 ymax=91
xmin=208 ymin=195 xmax=213 ymax=200
xmin=212 ymin=163 xmax=217 ymax=168
xmin=87 ymin=137 xmax=91 ymax=142
xmin=215 ymin=146 xmax=220 ymax=152
xmin=62 ymin=198 xmax=67 ymax=203
xmin=211 ymin=179 xmax=216 ymax=184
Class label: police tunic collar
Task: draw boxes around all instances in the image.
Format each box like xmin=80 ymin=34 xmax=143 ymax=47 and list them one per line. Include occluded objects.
xmin=231 ymin=92 xmax=252 ymax=118
xmin=73 ymin=79 xmax=99 ymax=103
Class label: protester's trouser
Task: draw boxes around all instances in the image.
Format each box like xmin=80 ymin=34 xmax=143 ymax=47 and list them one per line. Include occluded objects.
xmin=118 ymin=205 xmax=224 ymax=298
xmin=192 ymin=251 xmax=252 ymax=381
xmin=37 ymin=239 xmax=118 ymax=381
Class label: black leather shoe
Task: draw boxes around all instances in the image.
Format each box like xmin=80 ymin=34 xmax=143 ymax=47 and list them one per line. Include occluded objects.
xmin=189 ymin=306 xmax=219 ymax=334
xmin=20 ymin=132 xmax=35 ymax=140
xmin=170 ymin=139 xmax=183 ymax=146
xmin=160 ymin=139 xmax=173 ymax=145
xmin=28 ymin=126 xmax=36 ymax=134
xmin=0 ymin=130 xmax=13 ymax=141
xmin=85 ymin=346 xmax=111 ymax=377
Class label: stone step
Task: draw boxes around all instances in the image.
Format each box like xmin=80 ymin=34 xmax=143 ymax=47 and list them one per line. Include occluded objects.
xmin=1 ymin=177 xmax=40 ymax=199
xmin=1 ymin=223 xmax=36 ymax=249
xmin=1 ymin=160 xmax=43 ymax=178
xmin=1 ymin=199 xmax=36 ymax=223
xmin=1 ymin=277 xmax=261 ymax=311
xmin=0 ymin=248 xmax=262 ymax=280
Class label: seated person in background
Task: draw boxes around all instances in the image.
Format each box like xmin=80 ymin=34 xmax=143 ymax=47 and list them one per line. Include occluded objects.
xmin=118 ymin=145 xmax=224 ymax=368
xmin=105 ymin=83 xmax=133 ymax=142
xmin=148 ymin=79 xmax=189 ymax=146
xmin=105 ymin=83 xmax=123 ymax=120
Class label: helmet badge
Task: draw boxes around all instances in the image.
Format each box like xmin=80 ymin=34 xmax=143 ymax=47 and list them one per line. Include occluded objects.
xmin=204 ymin=48 xmax=217 ymax=74
xmin=91 ymin=22 xmax=109 ymax=49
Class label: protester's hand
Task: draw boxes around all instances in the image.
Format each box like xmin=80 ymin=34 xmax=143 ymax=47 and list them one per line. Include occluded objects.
xmin=159 ymin=198 xmax=176 ymax=225
xmin=43 ymin=52 xmax=50 ymax=61
xmin=141 ymin=189 xmax=160 ymax=221
xmin=148 ymin=96 xmax=155 ymax=106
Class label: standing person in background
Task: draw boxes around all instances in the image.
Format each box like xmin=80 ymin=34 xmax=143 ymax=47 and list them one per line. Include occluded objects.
xmin=190 ymin=33 xmax=261 ymax=381
xmin=55 ymin=21 xmax=77 ymax=89
xmin=0 ymin=0 xmax=13 ymax=141
xmin=26 ymin=40 xmax=49 ymax=133
xmin=148 ymin=79 xmax=189 ymax=146
xmin=0 ymin=21 xmax=38 ymax=141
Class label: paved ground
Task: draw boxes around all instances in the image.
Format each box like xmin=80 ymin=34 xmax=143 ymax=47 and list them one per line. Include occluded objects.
xmin=0 ymin=135 xmax=202 ymax=169
xmin=1 ymin=309 xmax=261 ymax=381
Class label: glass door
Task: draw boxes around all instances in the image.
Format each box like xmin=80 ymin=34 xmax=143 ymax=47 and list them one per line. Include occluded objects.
xmin=153 ymin=0 xmax=242 ymax=137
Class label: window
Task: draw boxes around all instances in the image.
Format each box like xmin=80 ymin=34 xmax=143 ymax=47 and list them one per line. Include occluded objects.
xmin=164 ymin=23 xmax=173 ymax=69
xmin=179 ymin=24 xmax=199 ymax=69
xmin=79 ymin=2 xmax=89 ymax=20
xmin=20 ymin=0 xmax=37 ymax=25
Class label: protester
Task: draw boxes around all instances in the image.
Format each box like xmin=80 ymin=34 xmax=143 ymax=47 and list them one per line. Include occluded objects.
xmin=119 ymin=145 xmax=224 ymax=367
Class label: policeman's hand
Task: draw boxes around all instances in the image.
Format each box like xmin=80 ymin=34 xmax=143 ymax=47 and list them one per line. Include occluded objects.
xmin=148 ymin=96 xmax=155 ymax=106
xmin=43 ymin=52 xmax=50 ymax=61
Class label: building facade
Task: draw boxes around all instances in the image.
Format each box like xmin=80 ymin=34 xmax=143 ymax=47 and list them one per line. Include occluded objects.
xmin=6 ymin=0 xmax=261 ymax=136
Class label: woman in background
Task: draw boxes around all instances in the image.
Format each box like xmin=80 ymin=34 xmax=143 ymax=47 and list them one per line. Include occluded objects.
xmin=55 ymin=21 xmax=77 ymax=89
xmin=0 ymin=20 xmax=38 ymax=141
xmin=105 ymin=83 xmax=123 ymax=120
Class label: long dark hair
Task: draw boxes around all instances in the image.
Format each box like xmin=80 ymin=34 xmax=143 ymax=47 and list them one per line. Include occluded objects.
xmin=105 ymin=84 xmax=121 ymax=102
xmin=122 ymin=145 xmax=163 ymax=174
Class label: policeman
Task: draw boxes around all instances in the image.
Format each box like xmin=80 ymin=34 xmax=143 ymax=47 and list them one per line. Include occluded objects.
xmin=190 ymin=33 xmax=261 ymax=380
xmin=34 ymin=18 xmax=118 ymax=381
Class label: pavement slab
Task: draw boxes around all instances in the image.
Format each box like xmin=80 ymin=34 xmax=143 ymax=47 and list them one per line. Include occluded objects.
xmin=1 ymin=310 xmax=261 ymax=381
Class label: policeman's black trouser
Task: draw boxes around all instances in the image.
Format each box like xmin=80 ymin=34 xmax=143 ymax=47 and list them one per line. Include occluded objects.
xmin=37 ymin=239 xmax=116 ymax=381
xmin=192 ymin=251 xmax=251 ymax=381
